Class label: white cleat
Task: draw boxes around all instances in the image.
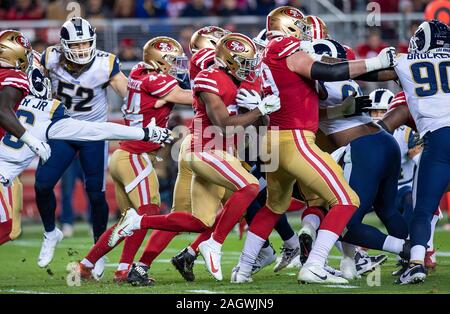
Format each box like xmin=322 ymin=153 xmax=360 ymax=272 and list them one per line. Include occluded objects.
xmin=298 ymin=264 xmax=349 ymax=284
xmin=92 ymin=256 xmax=106 ymax=280
xmin=252 ymin=244 xmax=277 ymax=275
xmin=108 ymin=208 xmax=140 ymax=247
xmin=37 ymin=228 xmax=64 ymax=268
xmin=340 ymin=256 xmax=360 ymax=280
xmin=231 ymin=266 xmax=253 ymax=283
xmin=273 ymin=245 xmax=300 ymax=272
xmin=324 ymin=263 xmax=344 ymax=278
xmin=198 ymin=238 xmax=223 ymax=281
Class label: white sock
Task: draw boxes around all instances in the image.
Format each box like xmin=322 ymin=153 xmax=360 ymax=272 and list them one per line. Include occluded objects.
xmin=239 ymin=231 xmax=265 ymax=275
xmin=207 ymin=236 xmax=222 ymax=252
xmin=427 ymin=214 xmax=439 ymax=251
xmin=44 ymin=229 xmax=57 ymax=238
xmin=81 ymin=258 xmax=94 ymax=268
xmin=334 ymin=240 xmax=343 ymax=253
xmin=341 ymin=242 xmax=356 ymax=258
xmin=410 ymin=245 xmax=426 ymax=263
xmin=382 ymin=236 xmax=405 ymax=254
xmin=302 ymin=214 xmax=321 ymax=230
xmin=117 ymin=263 xmax=130 ymax=271
xmin=304 ymin=230 xmax=338 ymax=267
xmin=135 ymin=215 xmax=143 ymax=229
xmin=187 ymin=246 xmax=196 ymax=256
xmin=284 ymin=234 xmax=299 ymax=249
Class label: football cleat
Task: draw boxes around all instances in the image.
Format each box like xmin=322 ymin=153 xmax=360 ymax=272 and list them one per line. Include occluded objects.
xmin=324 ymin=263 xmax=343 ymax=278
xmin=127 ymin=264 xmax=155 ymax=286
xmin=298 ymin=263 xmax=349 ymax=284
xmin=399 ymin=239 xmax=411 ymax=260
xmin=355 ymin=251 xmax=388 ymax=276
xmin=92 ymin=256 xmax=106 ymax=281
xmin=273 ymin=245 xmax=300 ymax=272
xmin=231 ymin=266 xmax=253 ymax=284
xmin=395 ymin=263 xmax=427 ymax=285
xmin=37 ymin=228 xmax=64 ymax=268
xmin=392 ymin=258 xmax=409 ymax=276
xmin=77 ymin=262 xmax=93 ymax=280
xmin=340 ymin=256 xmax=360 ymax=280
xmin=286 ymin=256 xmax=302 ymax=269
xmin=171 ymin=248 xmax=197 ymax=282
xmin=114 ymin=269 xmax=130 ymax=283
xmin=198 ymin=238 xmax=223 ymax=281
xmin=424 ymin=250 xmax=437 ymax=270
xmin=108 ymin=208 xmax=140 ymax=247
xmin=252 ymin=243 xmax=277 ymax=275
xmin=298 ymin=226 xmax=315 ymax=265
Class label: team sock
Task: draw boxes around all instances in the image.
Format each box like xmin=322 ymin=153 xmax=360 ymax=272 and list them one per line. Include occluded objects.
xmin=139 ymin=230 xmax=179 ymax=266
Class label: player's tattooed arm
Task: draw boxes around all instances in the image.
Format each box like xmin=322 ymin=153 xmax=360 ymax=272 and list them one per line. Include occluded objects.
xmin=354 ymin=68 xmax=398 ymax=82
xmin=0 ymin=86 xmax=27 ymax=138
xmin=159 ymin=85 xmax=192 ymax=106
xmin=109 ymin=71 xmax=128 ymax=98
xmin=201 ymin=92 xmax=262 ymax=131
xmin=380 ymin=106 xmax=410 ymax=133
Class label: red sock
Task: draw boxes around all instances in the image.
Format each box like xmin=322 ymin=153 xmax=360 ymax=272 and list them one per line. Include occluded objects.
xmin=212 ymin=184 xmax=259 ymax=244
xmin=85 ymin=224 xmax=122 ymax=264
xmin=0 ymin=220 xmax=12 ymax=245
xmin=119 ymin=204 xmax=159 ymax=265
xmin=287 ymin=198 xmax=306 ymax=212
xmin=320 ymin=204 xmax=357 ymax=235
xmin=140 ymin=212 xmax=208 ymax=232
xmin=301 ymin=206 xmax=326 ymax=221
xmin=248 ymin=205 xmax=281 ymax=240
xmin=139 ymin=230 xmax=179 ymax=266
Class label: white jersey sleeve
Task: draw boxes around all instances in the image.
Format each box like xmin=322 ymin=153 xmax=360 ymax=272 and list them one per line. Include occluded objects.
xmin=393 ymin=126 xmax=416 ymax=188
xmin=318 ymin=80 xmax=373 ymax=135
xmin=394 ymin=51 xmax=450 ymax=137
xmin=42 ymin=46 xmax=121 ymax=122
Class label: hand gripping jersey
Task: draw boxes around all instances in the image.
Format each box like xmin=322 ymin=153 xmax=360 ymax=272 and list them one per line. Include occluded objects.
xmin=318 ymin=80 xmax=372 ymax=135
xmin=41 ymin=45 xmax=121 ymax=122
xmin=0 ymin=68 xmax=30 ymax=138
xmin=388 ymin=91 xmax=417 ymax=131
xmin=394 ymin=51 xmax=450 ymax=137
xmin=393 ymin=125 xmax=416 ymax=188
xmin=190 ymin=67 xmax=260 ymax=151
xmin=120 ymin=62 xmax=178 ymax=154
xmin=189 ymin=47 xmax=216 ymax=86
xmin=261 ymin=35 xmax=318 ymax=131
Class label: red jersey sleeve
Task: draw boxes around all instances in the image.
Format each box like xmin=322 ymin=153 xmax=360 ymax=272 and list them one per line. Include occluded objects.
xmin=189 ymin=47 xmax=216 ymax=79
xmin=192 ymin=69 xmax=221 ymax=96
xmin=0 ymin=69 xmax=29 ymax=96
xmin=141 ymin=73 xmax=178 ymax=98
xmin=266 ymin=36 xmax=301 ymax=60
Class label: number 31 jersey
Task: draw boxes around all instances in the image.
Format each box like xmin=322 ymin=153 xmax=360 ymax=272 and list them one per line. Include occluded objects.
xmin=394 ymin=51 xmax=450 ymax=137
xmin=41 ymin=46 xmax=121 ymax=122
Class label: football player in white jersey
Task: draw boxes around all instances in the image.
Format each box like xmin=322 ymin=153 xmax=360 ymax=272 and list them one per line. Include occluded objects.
xmin=35 ymin=17 xmax=129 ymax=269
xmin=360 ymin=19 xmax=450 ymax=284
xmin=0 ymin=64 xmax=172 ymax=248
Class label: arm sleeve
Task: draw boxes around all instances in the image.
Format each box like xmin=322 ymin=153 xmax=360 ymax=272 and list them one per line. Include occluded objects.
xmin=47 ymin=119 xmax=145 ymax=141
xmin=310 ymin=61 xmax=350 ymax=82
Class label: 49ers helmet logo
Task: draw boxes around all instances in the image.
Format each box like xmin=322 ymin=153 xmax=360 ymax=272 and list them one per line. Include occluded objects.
xmin=199 ymin=26 xmax=219 ymax=35
xmin=284 ymin=8 xmax=303 ymax=18
xmin=155 ymin=41 xmax=173 ymax=52
xmin=16 ymin=35 xmax=31 ymax=49
xmin=225 ymin=39 xmax=246 ymax=52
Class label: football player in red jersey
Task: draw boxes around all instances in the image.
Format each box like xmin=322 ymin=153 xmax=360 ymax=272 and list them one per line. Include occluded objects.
xmin=109 ymin=33 xmax=281 ymax=282
xmin=231 ymin=6 xmax=397 ymax=284
xmin=77 ymin=36 xmax=191 ymax=283
xmin=126 ymin=26 xmax=229 ymax=284
xmin=0 ymin=30 xmax=51 ymax=245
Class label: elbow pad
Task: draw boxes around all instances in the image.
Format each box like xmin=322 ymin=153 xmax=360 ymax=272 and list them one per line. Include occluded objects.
xmin=310 ymin=61 xmax=350 ymax=82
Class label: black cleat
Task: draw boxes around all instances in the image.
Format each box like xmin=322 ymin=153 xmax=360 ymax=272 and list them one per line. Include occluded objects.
xmin=299 ymin=233 xmax=313 ymax=265
xmin=127 ymin=264 xmax=155 ymax=286
xmin=171 ymin=248 xmax=196 ymax=282
xmin=399 ymin=239 xmax=411 ymax=260
xmin=392 ymin=259 xmax=409 ymax=276
xmin=354 ymin=251 xmax=388 ymax=276
xmin=395 ymin=263 xmax=427 ymax=285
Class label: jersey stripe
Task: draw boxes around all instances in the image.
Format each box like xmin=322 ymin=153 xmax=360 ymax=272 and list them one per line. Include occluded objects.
xmin=137 ymin=155 xmax=151 ymax=205
xmin=4 ymin=77 xmax=29 ymax=85
xmin=278 ymin=42 xmax=300 ymax=57
xmin=129 ymin=153 xmax=144 ymax=204
xmin=49 ymin=100 xmax=62 ymax=119
xmin=194 ymin=78 xmax=217 ymax=85
xmin=1 ymin=81 xmax=28 ymax=91
xmin=193 ymin=84 xmax=219 ymax=93
xmin=151 ymin=80 xmax=178 ymax=97
xmin=198 ymin=152 xmax=248 ymax=189
xmin=195 ymin=50 xmax=215 ymax=66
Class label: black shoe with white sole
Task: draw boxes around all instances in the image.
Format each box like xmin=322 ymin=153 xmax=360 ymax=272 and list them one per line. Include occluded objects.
xmin=392 ymin=259 xmax=409 ymax=276
xmin=355 ymin=252 xmax=388 ymax=276
xmin=127 ymin=264 xmax=155 ymax=286
xmin=299 ymin=233 xmax=313 ymax=265
xmin=171 ymin=248 xmax=196 ymax=282
xmin=395 ymin=264 xmax=427 ymax=285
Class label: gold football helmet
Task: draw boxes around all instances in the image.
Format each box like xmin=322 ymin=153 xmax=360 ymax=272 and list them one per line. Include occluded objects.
xmin=299 ymin=15 xmax=328 ymax=40
xmin=190 ymin=26 xmax=229 ymax=54
xmin=266 ymin=6 xmax=305 ymax=39
xmin=215 ymin=33 xmax=259 ymax=82
xmin=143 ymin=36 xmax=188 ymax=81
xmin=0 ymin=30 xmax=33 ymax=74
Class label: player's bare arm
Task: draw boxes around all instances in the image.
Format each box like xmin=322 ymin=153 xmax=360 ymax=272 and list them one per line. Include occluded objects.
xmin=354 ymin=68 xmax=398 ymax=82
xmin=160 ymin=85 xmax=192 ymax=106
xmin=380 ymin=105 xmax=411 ymax=133
xmin=109 ymin=71 xmax=129 ymax=98
xmin=0 ymin=86 xmax=27 ymax=138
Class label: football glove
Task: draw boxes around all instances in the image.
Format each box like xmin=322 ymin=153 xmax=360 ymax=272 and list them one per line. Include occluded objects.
xmin=20 ymin=131 xmax=52 ymax=163
xmin=326 ymin=92 xmax=372 ymax=119
xmin=237 ymin=89 xmax=281 ymax=115
xmin=365 ymin=47 xmax=397 ymax=72
xmin=143 ymin=117 xmax=174 ymax=146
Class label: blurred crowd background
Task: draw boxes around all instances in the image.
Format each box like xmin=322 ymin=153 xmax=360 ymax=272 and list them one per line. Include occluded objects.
xmin=2 ymin=0 xmax=449 ymax=234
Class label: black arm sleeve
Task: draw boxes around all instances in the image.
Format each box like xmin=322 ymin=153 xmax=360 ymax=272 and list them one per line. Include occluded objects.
xmin=310 ymin=61 xmax=350 ymax=82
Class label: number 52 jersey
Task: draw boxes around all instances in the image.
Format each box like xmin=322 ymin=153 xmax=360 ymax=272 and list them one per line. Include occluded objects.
xmin=41 ymin=46 xmax=121 ymax=122
xmin=394 ymin=51 xmax=450 ymax=137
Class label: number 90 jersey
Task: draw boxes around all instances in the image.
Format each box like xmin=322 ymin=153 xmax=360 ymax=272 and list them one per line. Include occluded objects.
xmin=394 ymin=51 xmax=450 ymax=137
xmin=41 ymin=45 xmax=121 ymax=122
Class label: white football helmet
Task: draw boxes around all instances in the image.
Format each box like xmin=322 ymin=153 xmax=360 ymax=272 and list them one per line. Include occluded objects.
xmin=60 ymin=17 xmax=96 ymax=64
xmin=367 ymin=88 xmax=395 ymax=110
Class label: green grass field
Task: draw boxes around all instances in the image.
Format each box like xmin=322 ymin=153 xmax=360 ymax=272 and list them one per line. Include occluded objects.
xmin=0 ymin=214 xmax=449 ymax=294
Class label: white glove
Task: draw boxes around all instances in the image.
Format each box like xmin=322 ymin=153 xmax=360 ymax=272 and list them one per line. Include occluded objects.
xmin=365 ymin=47 xmax=397 ymax=72
xmin=256 ymin=94 xmax=281 ymax=115
xmin=236 ymin=89 xmax=261 ymax=111
xmin=20 ymin=131 xmax=51 ymax=163
xmin=144 ymin=117 xmax=174 ymax=146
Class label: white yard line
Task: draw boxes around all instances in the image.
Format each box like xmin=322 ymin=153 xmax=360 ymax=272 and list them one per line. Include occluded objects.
xmin=0 ymin=289 xmax=59 ymax=294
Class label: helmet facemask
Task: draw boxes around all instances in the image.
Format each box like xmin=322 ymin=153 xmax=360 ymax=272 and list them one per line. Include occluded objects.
xmin=62 ymin=36 xmax=97 ymax=65
xmin=165 ymin=53 xmax=189 ymax=82
xmin=233 ymin=54 xmax=260 ymax=83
